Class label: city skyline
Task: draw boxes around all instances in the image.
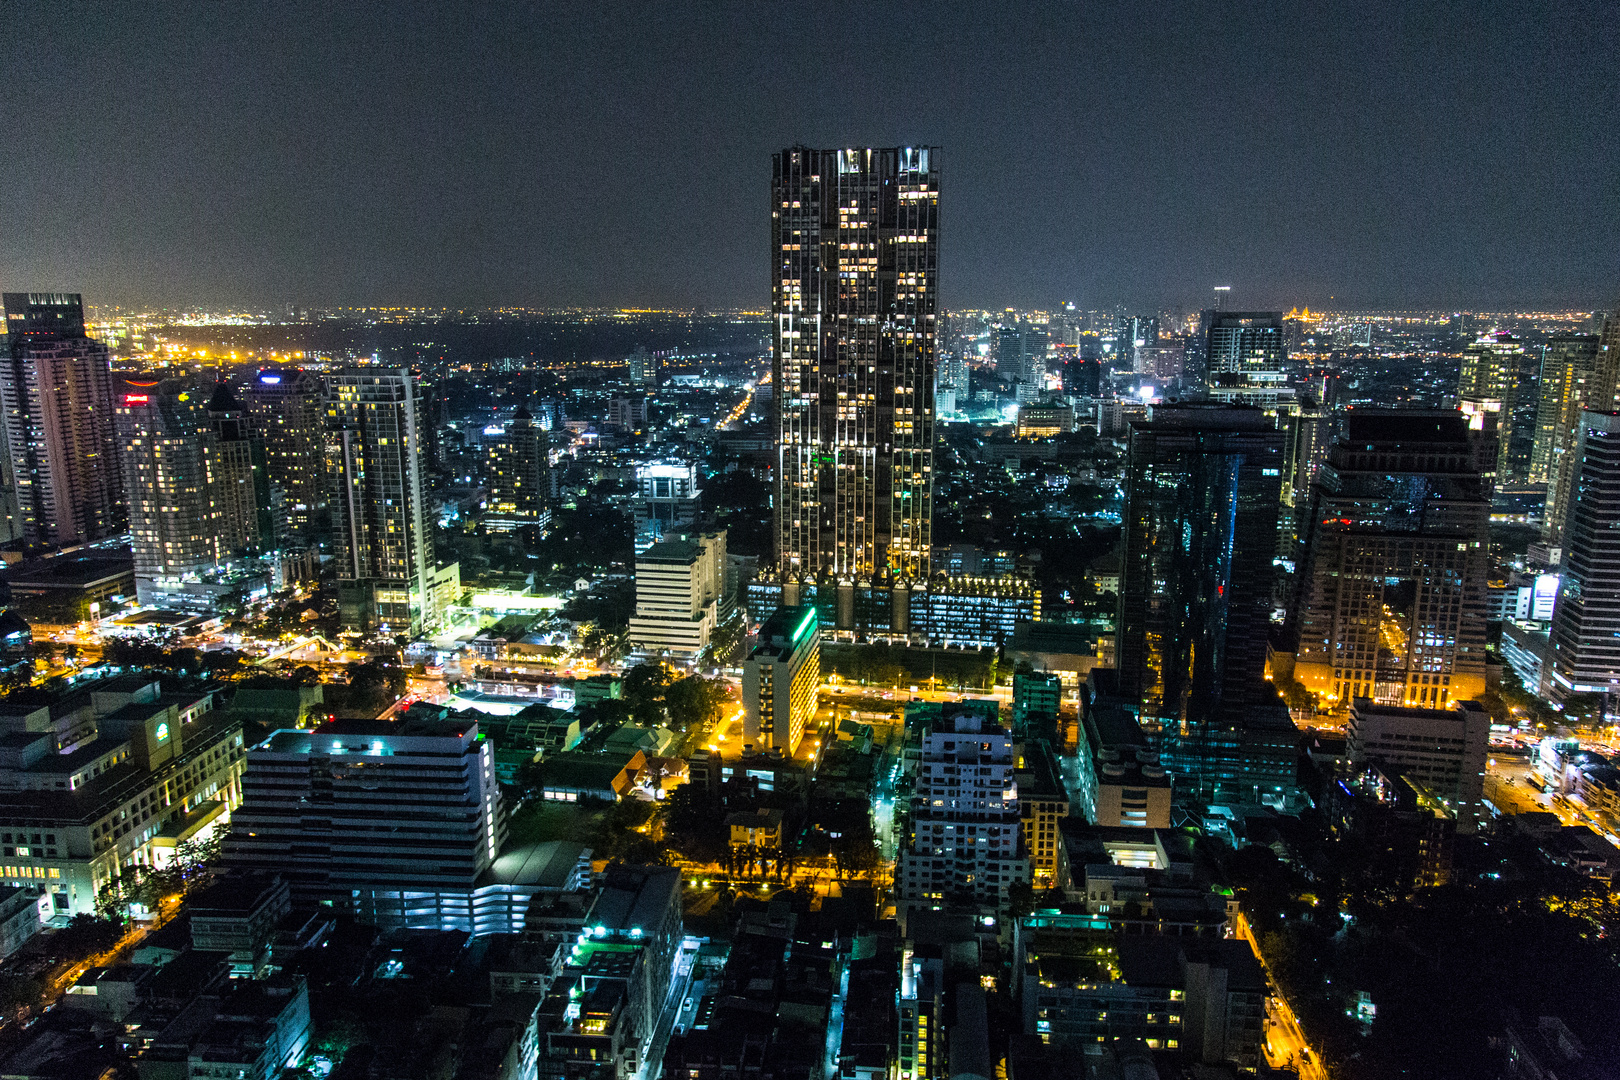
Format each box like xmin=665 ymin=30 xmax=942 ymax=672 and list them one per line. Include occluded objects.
xmin=2 ymin=3 xmax=1616 ymax=311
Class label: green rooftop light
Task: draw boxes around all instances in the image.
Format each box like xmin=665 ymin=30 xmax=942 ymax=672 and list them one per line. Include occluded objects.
xmin=792 ymin=608 xmax=817 ymax=644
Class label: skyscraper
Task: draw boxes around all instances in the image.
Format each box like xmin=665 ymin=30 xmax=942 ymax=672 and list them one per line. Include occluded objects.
xmin=1532 ymin=334 xmax=1600 ymax=548
xmin=1116 ymin=404 xmax=1284 ymax=733
xmin=206 ymin=381 xmax=268 ymax=553
xmin=1203 ymin=311 xmax=1289 ymax=408
xmin=327 ymin=369 xmax=451 ymax=634
xmin=245 ymin=368 xmax=327 ymax=545
xmin=1288 ymin=411 xmax=1494 ymax=708
xmin=772 ymin=146 xmax=938 ymax=633
xmin=0 ymin=293 xmax=122 ymax=546
xmin=117 ymin=379 xmax=234 ymax=605
xmin=1457 ymin=331 xmax=1527 ymax=482
xmin=485 ymin=403 xmax=548 ymax=515
xmin=1547 ymin=411 xmax=1620 ymax=706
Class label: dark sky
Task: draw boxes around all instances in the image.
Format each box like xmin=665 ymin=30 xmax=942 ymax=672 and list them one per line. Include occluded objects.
xmin=2 ymin=1 xmax=1616 ymax=311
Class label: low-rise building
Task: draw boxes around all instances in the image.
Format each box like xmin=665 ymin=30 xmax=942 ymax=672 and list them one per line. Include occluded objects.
xmin=1348 ymin=699 xmax=1490 ymax=832
xmin=1326 ymin=763 xmax=1455 ymax=890
xmin=0 ymin=886 xmax=43 ymax=961
xmin=187 ymin=873 xmax=292 ymax=978
xmin=1075 ymin=704 xmax=1170 ymax=829
xmin=627 ymin=531 xmax=728 ymax=658
xmin=726 ymin=809 xmax=784 ymax=851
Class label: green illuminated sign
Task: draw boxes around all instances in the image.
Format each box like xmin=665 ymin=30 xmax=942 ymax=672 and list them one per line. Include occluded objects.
xmin=792 ymin=608 xmax=817 ymax=645
xmin=155 ymin=722 xmax=170 ymax=743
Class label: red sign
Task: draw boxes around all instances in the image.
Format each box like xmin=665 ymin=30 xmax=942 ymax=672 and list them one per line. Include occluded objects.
xmin=123 ymin=394 xmax=149 ymax=404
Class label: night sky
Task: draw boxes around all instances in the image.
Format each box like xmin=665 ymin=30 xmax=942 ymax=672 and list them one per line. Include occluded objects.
xmin=2 ymin=1 xmax=1616 ymax=311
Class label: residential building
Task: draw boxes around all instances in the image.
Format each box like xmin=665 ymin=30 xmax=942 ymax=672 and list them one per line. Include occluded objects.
xmin=223 ymin=715 xmax=508 ymax=928
xmin=742 ymin=605 xmax=820 ymax=755
xmin=1548 ymin=411 xmax=1620 ymax=706
xmin=1075 ymin=702 xmax=1171 ymax=829
xmin=327 ymin=368 xmax=455 ymax=634
xmin=1531 ymin=335 xmax=1599 ymax=510
xmin=1347 ymin=699 xmax=1490 ymax=832
xmin=0 ymin=886 xmax=43 ymax=962
xmin=1011 ymin=672 xmax=1062 ymax=728
xmin=726 ymin=809 xmax=784 ymax=850
xmin=627 ymin=345 xmax=659 ymax=385
xmin=244 ymin=367 xmax=326 ymax=545
xmin=773 ymin=147 xmax=938 ymax=632
xmin=140 ymin=974 xmax=311 ymax=1080
xmin=1015 ymin=402 xmax=1073 ymax=439
xmin=1203 ymin=311 xmax=1290 ymax=409
xmin=897 ymin=713 xmax=1031 ymax=922
xmin=0 ymin=676 xmax=242 ymax=917
xmin=205 ymin=380 xmax=269 ymax=553
xmin=1458 ymin=331 xmax=1530 ymax=482
xmin=487 ymin=404 xmax=549 ymax=519
xmin=1288 ymin=410 xmax=1495 ymax=708
xmin=187 ymin=872 xmax=293 ymax=978
xmin=0 ymin=293 xmax=122 ymax=546
xmin=1015 ymin=739 xmax=1070 ymax=885
xmin=626 ymin=530 xmax=728 ymax=658
xmin=1325 ymin=762 xmax=1455 ymax=889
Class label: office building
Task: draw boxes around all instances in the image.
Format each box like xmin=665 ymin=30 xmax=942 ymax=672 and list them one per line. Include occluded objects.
xmin=915 ymin=574 xmax=1039 ymax=648
xmin=206 ymin=381 xmax=269 ymax=553
xmin=1011 ymin=671 xmax=1062 ymax=727
xmin=996 ymin=321 xmax=1050 ymax=402
xmin=773 ymin=147 xmax=938 ymax=633
xmin=245 ymin=367 xmax=326 ymax=545
xmin=1458 ymin=331 xmax=1530 ymax=482
xmin=1015 ymin=402 xmax=1073 ymax=439
xmin=1134 ymin=342 xmax=1185 ymax=382
xmin=0 ymin=676 xmax=242 ymax=917
xmin=1288 ymin=410 xmax=1494 ymax=708
xmin=1116 ymin=404 xmax=1283 ymax=733
xmin=1539 ymin=336 xmax=1602 ymax=549
xmin=1015 ymin=739 xmax=1070 ymax=884
xmin=224 ymin=715 xmax=509 ymax=928
xmin=1548 ymin=411 xmax=1620 ymax=706
xmin=741 ymin=605 xmax=820 ymax=755
xmin=632 ymin=461 xmax=701 ymax=552
xmin=1203 ymin=312 xmax=1289 ymax=407
xmin=0 ymin=293 xmax=122 ymax=546
xmin=897 ymin=713 xmax=1031 ymax=921
xmin=327 ymin=368 xmax=454 ymax=634
xmin=118 ymin=380 xmax=268 ymax=609
xmin=1347 ymin=699 xmax=1490 ymax=832
xmin=626 ymin=529 xmax=727 ymax=658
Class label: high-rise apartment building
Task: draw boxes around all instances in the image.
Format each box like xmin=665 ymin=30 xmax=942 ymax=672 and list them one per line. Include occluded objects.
xmin=486 ymin=404 xmax=548 ymax=515
xmin=1458 ymin=331 xmax=1531 ymax=482
xmin=0 ymin=293 xmax=122 ymax=546
xmin=1288 ymin=411 xmax=1494 ymax=708
xmin=1547 ymin=411 xmax=1620 ymax=706
xmin=224 ymin=715 xmax=506 ymax=929
xmin=327 ymin=369 xmax=452 ymax=634
xmin=1535 ymin=335 xmax=1601 ymax=548
xmin=897 ymin=713 xmax=1031 ymax=921
xmin=119 ymin=379 xmax=265 ymax=606
xmin=1347 ymin=699 xmax=1491 ymax=833
xmin=772 ymin=146 xmax=938 ymax=634
xmin=206 ymin=381 xmax=268 ymax=553
xmin=741 ymin=604 xmax=820 ymax=755
xmin=1116 ymin=404 xmax=1283 ymax=732
xmin=245 ymin=368 xmax=327 ymax=545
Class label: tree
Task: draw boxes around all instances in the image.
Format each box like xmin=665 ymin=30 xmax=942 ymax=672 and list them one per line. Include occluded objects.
xmin=666 ymin=675 xmax=727 ymax=732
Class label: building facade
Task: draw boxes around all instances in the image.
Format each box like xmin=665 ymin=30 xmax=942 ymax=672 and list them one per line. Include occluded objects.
xmin=1548 ymin=411 xmax=1620 ymax=706
xmin=772 ymin=146 xmax=938 ymax=633
xmin=327 ymin=368 xmax=449 ymax=634
xmin=1347 ymin=699 xmax=1490 ymax=832
xmin=632 ymin=462 xmax=701 ymax=552
xmin=0 ymin=293 xmax=122 ymax=546
xmin=897 ymin=713 xmax=1031 ymax=921
xmin=245 ymin=367 xmax=327 ymax=546
xmin=1289 ymin=410 xmax=1494 ymax=709
xmin=626 ymin=530 xmax=728 ymax=658
xmin=741 ymin=605 xmax=820 ymax=756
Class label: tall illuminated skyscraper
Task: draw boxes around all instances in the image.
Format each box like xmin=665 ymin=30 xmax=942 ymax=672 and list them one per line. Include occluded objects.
xmin=327 ymin=369 xmax=454 ymax=634
xmin=1288 ymin=411 xmax=1494 ymax=708
xmin=772 ymin=146 xmax=938 ymax=633
xmin=0 ymin=293 xmax=122 ymax=546
xmin=1547 ymin=411 xmax=1620 ymax=706
xmin=1457 ymin=331 xmax=1529 ymax=482
xmin=245 ymin=368 xmax=327 ymax=545
xmin=1532 ymin=334 xmax=1599 ymax=547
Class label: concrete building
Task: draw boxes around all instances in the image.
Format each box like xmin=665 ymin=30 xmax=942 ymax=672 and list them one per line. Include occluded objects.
xmin=0 ymin=676 xmax=241 ymax=917
xmin=897 ymin=713 xmax=1031 ymax=922
xmin=741 ymin=605 xmax=820 ymax=756
xmin=0 ymin=886 xmax=44 ymax=962
xmin=244 ymin=367 xmax=327 ymax=545
xmin=1288 ymin=410 xmax=1495 ymax=709
xmin=187 ymin=873 xmax=292 ymax=978
xmin=627 ymin=530 xmax=727 ymax=658
xmin=328 ymin=368 xmax=456 ymax=634
xmin=0 ymin=293 xmax=123 ymax=547
xmin=1326 ymin=762 xmax=1455 ymax=889
xmin=1347 ymin=699 xmax=1490 ymax=832
xmin=631 ymin=462 xmax=701 ymax=552
xmin=1548 ymin=411 xmax=1620 ymax=707
xmin=1075 ymin=702 xmax=1172 ymax=829
xmin=224 ymin=714 xmax=508 ymax=928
